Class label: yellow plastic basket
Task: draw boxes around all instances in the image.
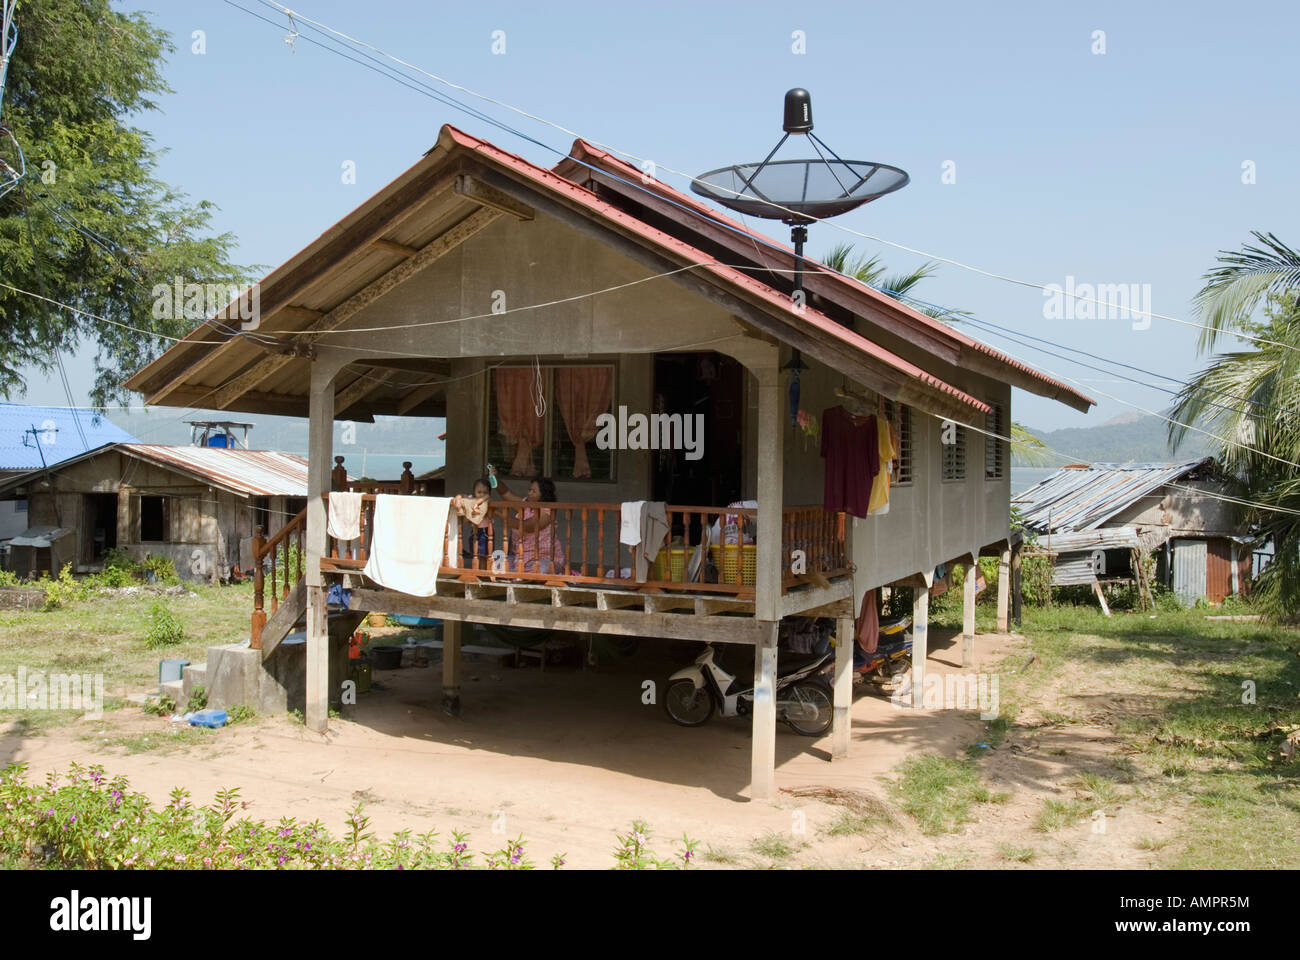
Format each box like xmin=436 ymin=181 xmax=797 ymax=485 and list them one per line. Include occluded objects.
xmin=709 ymin=543 xmax=756 ymax=586
xmin=651 ymin=546 xmax=688 ymax=582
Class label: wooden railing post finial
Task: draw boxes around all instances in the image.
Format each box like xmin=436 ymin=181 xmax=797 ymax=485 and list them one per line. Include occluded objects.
xmin=331 ymin=456 xmax=347 ymax=492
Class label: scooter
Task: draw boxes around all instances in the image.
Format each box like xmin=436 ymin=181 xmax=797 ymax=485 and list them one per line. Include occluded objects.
xmin=854 ymin=614 xmax=912 ymax=690
xmin=664 ymin=644 xmax=834 ymax=736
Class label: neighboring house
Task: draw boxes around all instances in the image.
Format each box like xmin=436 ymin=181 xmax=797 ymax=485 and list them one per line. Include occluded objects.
xmin=1013 ymin=458 xmax=1252 ymax=606
xmin=123 ymin=124 xmax=1094 ymax=796
xmin=0 ymin=404 xmax=138 ymax=543
xmin=0 ymin=443 xmax=311 ymax=581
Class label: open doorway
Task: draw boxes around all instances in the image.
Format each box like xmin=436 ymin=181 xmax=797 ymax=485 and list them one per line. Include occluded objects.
xmin=81 ymin=493 xmax=119 ymax=564
xmin=651 ymin=352 xmax=743 ymax=508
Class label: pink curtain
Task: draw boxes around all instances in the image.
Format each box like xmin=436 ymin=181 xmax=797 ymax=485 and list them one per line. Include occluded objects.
xmin=495 ymin=368 xmax=544 ymax=476
xmin=554 ymin=367 xmax=612 ymax=479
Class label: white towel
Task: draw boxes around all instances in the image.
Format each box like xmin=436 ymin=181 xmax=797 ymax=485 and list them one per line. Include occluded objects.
xmin=363 ymin=495 xmax=451 ymax=598
xmin=327 ymin=491 xmax=363 ymax=541
xmin=619 ymin=501 xmax=644 ymax=546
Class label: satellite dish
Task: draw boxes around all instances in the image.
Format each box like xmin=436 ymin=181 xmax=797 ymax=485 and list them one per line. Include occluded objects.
xmin=691 ymin=88 xmax=910 ymax=374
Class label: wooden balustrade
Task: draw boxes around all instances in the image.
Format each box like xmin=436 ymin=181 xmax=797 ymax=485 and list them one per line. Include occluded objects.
xmin=316 ymin=495 xmax=849 ymax=596
xmin=249 ymin=505 xmax=307 ymax=649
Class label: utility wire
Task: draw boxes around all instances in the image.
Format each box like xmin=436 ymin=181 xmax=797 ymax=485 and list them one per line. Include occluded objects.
xmin=238 ymin=0 xmax=1300 ymax=356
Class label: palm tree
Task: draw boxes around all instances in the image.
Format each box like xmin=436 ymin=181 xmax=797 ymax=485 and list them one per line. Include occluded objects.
xmin=1171 ymin=232 xmax=1300 ymax=614
xmin=821 ymin=242 xmax=1050 ymax=465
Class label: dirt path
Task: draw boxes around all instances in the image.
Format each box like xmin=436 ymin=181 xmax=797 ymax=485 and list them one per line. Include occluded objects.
xmin=0 ymin=628 xmax=1179 ymax=868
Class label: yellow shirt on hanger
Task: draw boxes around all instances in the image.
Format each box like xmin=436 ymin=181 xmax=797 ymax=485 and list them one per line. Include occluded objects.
xmin=867 ymin=416 xmax=897 ymax=515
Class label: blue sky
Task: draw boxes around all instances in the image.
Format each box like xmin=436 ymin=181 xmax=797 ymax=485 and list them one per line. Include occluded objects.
xmin=18 ymin=0 xmax=1300 ymax=432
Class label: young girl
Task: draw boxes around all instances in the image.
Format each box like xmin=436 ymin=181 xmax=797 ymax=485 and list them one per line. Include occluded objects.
xmin=495 ymin=473 xmax=567 ymax=574
xmin=451 ymin=477 xmax=494 ymax=565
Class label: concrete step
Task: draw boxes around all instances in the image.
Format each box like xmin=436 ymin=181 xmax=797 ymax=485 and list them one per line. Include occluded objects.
xmin=181 ymin=661 xmax=207 ymax=699
xmin=159 ymin=678 xmax=184 ymax=706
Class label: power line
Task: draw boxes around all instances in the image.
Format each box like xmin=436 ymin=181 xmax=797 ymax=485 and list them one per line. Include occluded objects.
xmin=237 ymin=0 xmax=1300 ymax=357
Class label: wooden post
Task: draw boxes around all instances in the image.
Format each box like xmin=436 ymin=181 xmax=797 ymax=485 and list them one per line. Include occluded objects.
xmin=305 ymin=363 xmax=335 ymax=734
xmin=331 ymin=456 xmax=347 ymax=491
xmin=1092 ymin=580 xmax=1112 ymax=616
xmin=911 ymin=581 xmax=929 ymax=710
xmin=754 ymin=362 xmax=783 ymax=622
xmin=250 ymin=525 xmax=266 ymax=649
xmin=442 ymin=618 xmax=462 ymax=716
xmin=400 ymin=461 xmax=414 ymax=495
xmin=961 ymin=558 xmax=976 ymax=667
xmin=751 ymin=621 xmax=778 ymax=800
xmin=1011 ymin=544 xmax=1023 ymax=626
xmin=832 ymin=616 xmax=854 ymax=759
xmin=996 ymin=545 xmax=1011 ymax=633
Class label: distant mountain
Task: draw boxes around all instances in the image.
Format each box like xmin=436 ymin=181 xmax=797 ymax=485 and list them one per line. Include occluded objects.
xmin=102 ymin=408 xmax=446 ymax=478
xmin=1016 ymin=413 xmax=1213 ymax=466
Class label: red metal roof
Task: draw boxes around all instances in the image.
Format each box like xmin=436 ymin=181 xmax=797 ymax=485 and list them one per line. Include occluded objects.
xmin=124 ymin=445 xmax=310 ymax=497
xmin=556 ymin=138 xmax=1093 ymax=410
xmin=442 ymin=126 xmax=992 ymax=415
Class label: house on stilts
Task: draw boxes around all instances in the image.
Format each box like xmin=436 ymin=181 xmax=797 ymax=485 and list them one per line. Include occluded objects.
xmin=124 ymin=125 xmax=1094 ymax=798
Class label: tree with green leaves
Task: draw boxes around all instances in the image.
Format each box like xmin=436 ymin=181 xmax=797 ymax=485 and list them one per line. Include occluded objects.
xmin=0 ymin=0 xmax=251 ymax=407
xmin=821 ymin=242 xmax=1052 ymax=465
xmin=1170 ymin=232 xmax=1300 ymax=615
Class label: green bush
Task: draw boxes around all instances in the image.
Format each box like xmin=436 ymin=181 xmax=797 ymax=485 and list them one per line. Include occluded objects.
xmin=141 ymin=555 xmax=180 ymax=585
xmin=39 ymin=564 xmax=86 ymax=611
xmin=145 ymin=600 xmax=185 ymax=648
xmin=186 ymin=686 xmax=207 ymax=713
xmin=0 ymin=762 xmax=691 ymax=870
xmin=226 ymin=704 xmax=255 ymax=725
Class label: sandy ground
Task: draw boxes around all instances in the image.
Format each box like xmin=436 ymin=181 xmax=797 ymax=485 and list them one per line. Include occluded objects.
xmin=0 ymin=627 xmax=1177 ymax=868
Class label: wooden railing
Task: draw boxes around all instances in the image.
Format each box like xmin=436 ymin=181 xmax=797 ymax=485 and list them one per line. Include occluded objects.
xmin=318 ymin=496 xmax=848 ymax=596
xmin=250 ymin=506 xmax=306 ymax=649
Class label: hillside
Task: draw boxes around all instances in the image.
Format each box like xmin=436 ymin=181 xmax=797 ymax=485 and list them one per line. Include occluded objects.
xmin=1016 ymin=413 xmax=1212 ymax=466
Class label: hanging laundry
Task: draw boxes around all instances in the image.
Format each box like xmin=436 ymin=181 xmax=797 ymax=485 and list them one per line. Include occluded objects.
xmin=632 ymin=502 xmax=670 ymax=583
xmin=327 ymin=491 xmax=363 ymax=541
xmin=820 ymin=406 xmax=880 ymax=518
xmin=619 ymin=501 xmax=645 ymax=546
xmin=856 ymin=586 xmax=881 ymax=654
xmin=867 ymin=413 xmax=898 ymax=515
xmin=363 ymin=494 xmax=452 ymax=597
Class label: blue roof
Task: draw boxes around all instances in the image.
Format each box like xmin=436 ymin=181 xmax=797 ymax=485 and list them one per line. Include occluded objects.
xmin=0 ymin=404 xmax=137 ymax=471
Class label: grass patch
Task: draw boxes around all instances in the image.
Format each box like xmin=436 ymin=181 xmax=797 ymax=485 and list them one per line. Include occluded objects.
xmin=109 ymin=726 xmax=213 ymax=754
xmin=997 ymin=843 xmax=1037 ymax=863
xmin=701 ymin=845 xmax=740 ymax=865
xmin=993 ymin=605 xmax=1300 ymax=867
xmin=892 ymin=755 xmax=1006 ymax=835
xmin=823 ymin=809 xmax=890 ymax=837
xmin=1035 ymin=797 xmax=1093 ymax=832
xmin=750 ymin=832 xmax=798 ymax=860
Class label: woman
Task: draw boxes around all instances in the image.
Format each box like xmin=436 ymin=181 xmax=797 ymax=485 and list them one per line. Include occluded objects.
xmin=494 ymin=471 xmax=567 ymax=574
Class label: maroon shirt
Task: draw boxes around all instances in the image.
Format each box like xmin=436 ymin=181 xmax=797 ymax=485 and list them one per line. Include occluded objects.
xmin=820 ymin=406 xmax=879 ymax=518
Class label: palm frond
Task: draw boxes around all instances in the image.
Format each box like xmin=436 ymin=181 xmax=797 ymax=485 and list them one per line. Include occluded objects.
xmin=1194 ymin=231 xmax=1300 ymax=350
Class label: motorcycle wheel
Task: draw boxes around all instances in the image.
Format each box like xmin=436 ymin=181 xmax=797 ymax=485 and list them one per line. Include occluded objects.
xmin=663 ymin=678 xmax=715 ymax=727
xmin=784 ymin=680 xmax=833 ymax=737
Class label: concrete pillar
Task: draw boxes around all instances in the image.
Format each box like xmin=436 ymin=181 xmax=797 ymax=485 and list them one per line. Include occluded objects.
xmin=911 ymin=583 xmax=929 ymax=710
xmin=962 ymin=558 xmax=977 ymax=667
xmin=441 ymin=618 xmax=462 ymax=716
xmin=751 ymin=622 xmax=779 ymax=800
xmin=832 ymin=616 xmax=854 ymax=759
xmin=305 ymin=362 xmax=336 ymax=734
xmin=996 ymin=545 xmax=1011 ymax=632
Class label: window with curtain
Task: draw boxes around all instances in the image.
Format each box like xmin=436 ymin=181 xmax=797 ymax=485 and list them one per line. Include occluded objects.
xmin=487 ymin=364 xmax=616 ymax=481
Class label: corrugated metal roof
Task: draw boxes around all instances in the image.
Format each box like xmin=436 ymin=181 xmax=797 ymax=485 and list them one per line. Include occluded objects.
xmin=1013 ymin=459 xmax=1213 ymax=532
xmin=124 ymin=445 xmax=309 ymax=497
xmin=1027 ymin=527 xmax=1143 ymax=553
xmin=0 ymin=404 xmax=136 ymax=471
